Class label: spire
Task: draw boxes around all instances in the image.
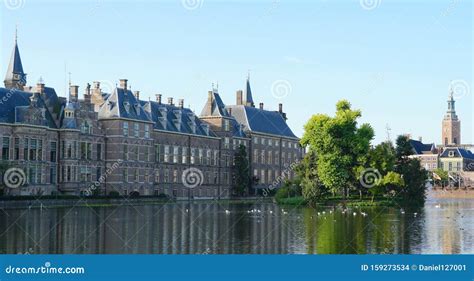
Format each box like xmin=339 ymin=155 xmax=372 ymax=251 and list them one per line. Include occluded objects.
xmin=4 ymin=29 xmax=26 ymax=90
xmin=243 ymin=74 xmax=254 ymax=107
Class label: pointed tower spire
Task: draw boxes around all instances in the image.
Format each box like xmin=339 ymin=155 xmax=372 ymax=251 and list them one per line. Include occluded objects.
xmin=243 ymin=73 xmax=254 ymax=107
xmin=4 ymin=28 xmax=26 ymax=90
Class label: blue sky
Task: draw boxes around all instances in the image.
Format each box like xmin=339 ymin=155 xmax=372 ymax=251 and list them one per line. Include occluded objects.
xmin=1 ymin=0 xmax=472 ymax=145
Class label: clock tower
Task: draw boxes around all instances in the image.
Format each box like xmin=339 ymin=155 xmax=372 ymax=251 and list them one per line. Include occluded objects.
xmin=441 ymin=89 xmax=461 ymax=146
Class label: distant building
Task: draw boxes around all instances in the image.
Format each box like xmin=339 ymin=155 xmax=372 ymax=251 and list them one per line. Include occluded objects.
xmin=441 ymin=90 xmax=461 ymax=146
xmin=409 ymin=139 xmax=438 ymax=171
xmin=439 ymin=147 xmax=474 ymax=173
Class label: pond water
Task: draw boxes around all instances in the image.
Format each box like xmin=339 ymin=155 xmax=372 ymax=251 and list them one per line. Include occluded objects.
xmin=0 ymin=198 xmax=472 ymax=254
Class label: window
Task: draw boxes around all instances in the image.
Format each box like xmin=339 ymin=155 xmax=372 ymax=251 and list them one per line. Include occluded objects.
xmin=155 ymin=144 xmax=161 ymax=162
xmin=214 ymin=150 xmax=219 ymax=166
xmin=173 ymin=170 xmax=178 ymax=183
xmin=199 ymin=148 xmax=204 ymax=164
xmin=135 ymin=169 xmax=139 ymax=182
xmin=254 ymin=137 xmax=258 ymax=144
xmin=173 ymin=146 xmax=179 ymax=164
xmin=123 ymin=122 xmax=129 ymax=136
xmin=14 ymin=138 xmax=19 ymax=160
xmin=164 ymin=145 xmax=170 ymax=163
xmin=261 ymin=170 xmax=265 ymax=184
xmin=97 ymin=143 xmax=102 ymax=160
xmin=124 ymin=144 xmax=129 ymax=160
xmin=81 ymin=122 xmax=91 ymax=134
xmin=50 ymin=141 xmax=57 ymax=162
xmin=144 ymin=125 xmax=150 ymax=138
xmin=50 ymin=167 xmax=56 ymax=184
xmin=134 ymin=123 xmax=139 ymax=137
xmin=268 ymin=139 xmax=272 ymax=147
xmin=182 ymin=147 xmax=188 ymax=164
xmin=155 ymin=169 xmax=160 ymax=183
xmin=253 ymin=149 xmax=258 ymax=164
xmin=191 ymin=148 xmax=196 ymax=164
xmin=206 ymin=149 xmax=212 ymax=166
xmin=24 ymin=138 xmax=29 ymax=160
xmin=224 ymin=137 xmax=230 ymax=149
xmin=268 ymin=150 xmax=272 ymax=164
xmin=224 ymin=120 xmax=230 ymax=131
xmin=164 ymin=169 xmax=170 ymax=183
xmin=123 ymin=169 xmax=129 ymax=182
xmin=38 ymin=140 xmax=43 ymax=161
xmin=30 ymin=139 xmax=37 ymax=161
xmin=2 ymin=137 xmax=10 ymax=160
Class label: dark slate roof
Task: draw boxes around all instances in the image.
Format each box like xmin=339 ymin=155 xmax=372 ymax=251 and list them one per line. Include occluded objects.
xmin=226 ymin=105 xmax=297 ymax=139
xmin=409 ymin=139 xmax=435 ymax=155
xmin=4 ymin=42 xmax=25 ymax=82
xmin=98 ymin=88 xmax=150 ymax=122
xmin=440 ymin=147 xmax=474 ymax=159
xmin=141 ymin=100 xmax=216 ymax=137
xmin=200 ymin=91 xmax=230 ymax=117
xmin=244 ymin=78 xmax=254 ymax=105
xmin=0 ymin=88 xmax=57 ymax=128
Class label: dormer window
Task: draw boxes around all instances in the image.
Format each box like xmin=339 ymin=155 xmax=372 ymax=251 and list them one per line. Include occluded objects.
xmin=81 ymin=121 xmax=92 ymax=134
xmin=448 ymin=151 xmax=455 ymax=157
xmin=123 ymin=101 xmax=130 ymax=113
xmin=134 ymin=103 xmax=140 ymax=114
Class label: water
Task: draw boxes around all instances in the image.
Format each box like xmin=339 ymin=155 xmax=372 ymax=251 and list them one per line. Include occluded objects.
xmin=0 ymin=198 xmax=472 ymax=254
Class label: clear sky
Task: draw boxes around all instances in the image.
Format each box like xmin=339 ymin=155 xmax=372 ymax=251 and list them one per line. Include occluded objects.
xmin=1 ymin=0 xmax=472 ymax=145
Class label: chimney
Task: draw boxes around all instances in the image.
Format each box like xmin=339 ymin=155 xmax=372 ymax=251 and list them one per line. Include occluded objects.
xmin=418 ymin=137 xmax=423 ymax=142
xmin=36 ymin=82 xmax=45 ymax=94
xmin=168 ymin=97 xmax=174 ymax=106
xmin=156 ymin=94 xmax=162 ymax=104
xmin=178 ymin=99 xmax=184 ymax=109
xmin=279 ymin=103 xmax=283 ymax=113
xmin=93 ymin=81 xmax=100 ymax=89
xmin=259 ymin=102 xmax=264 ymax=110
xmin=236 ymin=90 xmax=243 ymax=105
xmin=228 ymin=107 xmax=232 ymax=115
xmin=70 ymin=85 xmax=79 ymax=102
xmin=134 ymin=90 xmax=140 ymax=100
xmin=119 ymin=79 xmax=128 ymax=90
xmin=84 ymin=83 xmax=91 ymax=103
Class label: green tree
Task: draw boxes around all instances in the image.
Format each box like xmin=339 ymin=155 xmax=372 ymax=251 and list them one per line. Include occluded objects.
xmin=301 ymin=100 xmax=374 ymax=199
xmin=394 ymin=135 xmax=428 ymax=206
xmin=233 ymin=144 xmax=250 ymax=196
xmin=369 ymin=171 xmax=404 ymax=202
xmin=296 ymin=150 xmax=328 ymax=205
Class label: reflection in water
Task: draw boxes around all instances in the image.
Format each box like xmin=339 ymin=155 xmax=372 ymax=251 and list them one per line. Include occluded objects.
xmin=0 ymin=199 xmax=472 ymax=254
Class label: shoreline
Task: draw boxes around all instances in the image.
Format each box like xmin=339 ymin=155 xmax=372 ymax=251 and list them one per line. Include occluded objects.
xmin=0 ymin=196 xmax=272 ymax=210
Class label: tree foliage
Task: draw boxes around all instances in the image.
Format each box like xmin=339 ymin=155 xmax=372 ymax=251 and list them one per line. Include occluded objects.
xmin=301 ymin=100 xmax=374 ymax=198
xmin=233 ymin=144 xmax=250 ymax=196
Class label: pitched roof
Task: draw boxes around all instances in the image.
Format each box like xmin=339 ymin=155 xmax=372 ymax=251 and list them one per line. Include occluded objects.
xmin=409 ymin=139 xmax=435 ymax=155
xmin=200 ymin=91 xmax=230 ymax=117
xmin=226 ymin=105 xmax=297 ymax=139
xmin=4 ymin=41 xmax=25 ymax=83
xmin=440 ymin=147 xmax=474 ymax=159
xmin=142 ymin=100 xmax=215 ymax=137
xmin=98 ymin=88 xmax=150 ymax=122
xmin=0 ymin=87 xmax=57 ymax=128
